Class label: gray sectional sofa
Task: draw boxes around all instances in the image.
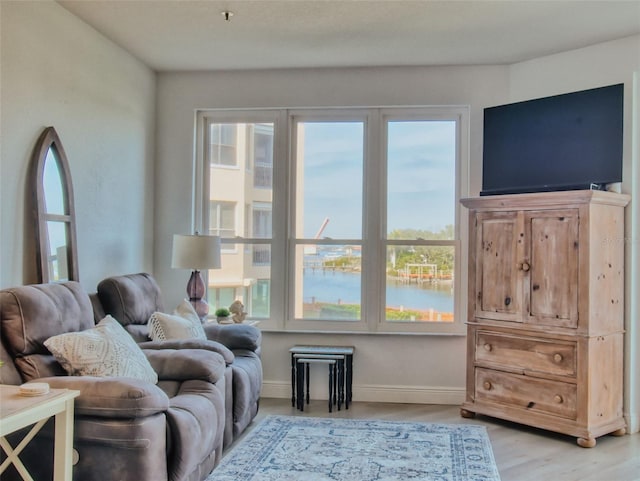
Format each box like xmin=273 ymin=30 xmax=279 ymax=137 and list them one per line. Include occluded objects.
xmin=95 ymin=272 xmax=262 ymax=448
xmin=0 ymin=281 xmax=227 ymax=481
xmin=0 ymin=274 xmax=263 ymax=481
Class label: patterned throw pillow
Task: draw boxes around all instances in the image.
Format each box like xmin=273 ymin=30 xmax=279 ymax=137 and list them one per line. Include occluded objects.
xmin=148 ymin=300 xmax=207 ymax=341
xmin=44 ymin=315 xmax=158 ymax=384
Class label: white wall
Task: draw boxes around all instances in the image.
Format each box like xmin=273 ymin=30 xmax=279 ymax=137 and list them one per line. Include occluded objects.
xmin=0 ymin=0 xmax=156 ymax=291
xmin=156 ymin=38 xmax=640 ymax=422
xmin=155 ymin=65 xmax=509 ymax=403
xmin=508 ymin=34 xmax=640 ymax=433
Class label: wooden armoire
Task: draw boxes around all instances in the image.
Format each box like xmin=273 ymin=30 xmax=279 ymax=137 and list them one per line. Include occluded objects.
xmin=460 ymin=190 xmax=629 ymax=447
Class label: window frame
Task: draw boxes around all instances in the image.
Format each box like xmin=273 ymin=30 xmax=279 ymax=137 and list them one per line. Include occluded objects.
xmin=195 ymin=106 xmax=468 ymax=335
xmin=195 ymin=110 xmax=287 ymax=327
xmin=376 ymin=108 xmax=467 ymax=334
xmin=286 ymin=110 xmax=369 ymax=332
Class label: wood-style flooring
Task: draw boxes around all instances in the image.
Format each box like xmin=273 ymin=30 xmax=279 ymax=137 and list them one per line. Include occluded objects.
xmin=235 ymin=398 xmax=639 ymax=481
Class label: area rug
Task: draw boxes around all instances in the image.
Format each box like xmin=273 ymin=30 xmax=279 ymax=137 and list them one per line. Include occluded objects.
xmin=207 ymin=415 xmax=501 ymax=481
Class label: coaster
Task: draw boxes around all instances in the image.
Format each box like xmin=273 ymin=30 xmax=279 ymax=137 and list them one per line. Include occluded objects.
xmin=19 ymin=382 xmax=50 ymax=396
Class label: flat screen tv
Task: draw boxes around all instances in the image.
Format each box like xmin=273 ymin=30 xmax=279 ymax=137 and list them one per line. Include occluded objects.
xmin=481 ymin=83 xmax=623 ymax=196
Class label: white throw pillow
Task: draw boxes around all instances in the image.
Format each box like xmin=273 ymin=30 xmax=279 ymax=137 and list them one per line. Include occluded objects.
xmin=44 ymin=315 xmax=158 ymax=384
xmin=148 ymin=300 xmax=207 ymax=341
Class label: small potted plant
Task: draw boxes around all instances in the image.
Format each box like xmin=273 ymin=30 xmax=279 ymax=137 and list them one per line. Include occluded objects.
xmin=215 ymin=307 xmax=231 ymax=324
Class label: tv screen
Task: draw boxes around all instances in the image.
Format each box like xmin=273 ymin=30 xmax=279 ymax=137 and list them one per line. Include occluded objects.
xmin=481 ymin=84 xmax=623 ymax=196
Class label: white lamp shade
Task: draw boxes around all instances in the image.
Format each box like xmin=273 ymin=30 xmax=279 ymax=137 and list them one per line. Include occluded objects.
xmin=171 ymin=234 xmax=222 ymax=270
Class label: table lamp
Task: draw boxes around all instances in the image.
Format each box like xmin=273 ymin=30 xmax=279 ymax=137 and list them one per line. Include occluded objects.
xmin=171 ymin=233 xmax=221 ymax=320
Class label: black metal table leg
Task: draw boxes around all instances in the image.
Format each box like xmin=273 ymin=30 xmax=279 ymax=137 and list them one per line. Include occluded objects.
xmin=346 ymin=354 xmax=353 ymax=409
xmin=291 ymin=354 xmax=296 ymax=407
xmin=337 ymin=359 xmax=343 ymax=410
xmin=297 ymin=360 xmax=305 ymax=411
xmin=305 ymin=362 xmax=310 ymax=405
xmin=328 ymin=363 xmax=334 ymax=413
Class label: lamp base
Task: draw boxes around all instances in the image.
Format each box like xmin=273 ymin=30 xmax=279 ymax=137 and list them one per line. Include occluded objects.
xmin=186 ymin=270 xmax=208 ymax=320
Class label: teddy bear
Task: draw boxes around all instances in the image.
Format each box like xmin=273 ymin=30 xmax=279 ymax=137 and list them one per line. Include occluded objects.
xmin=229 ymin=300 xmax=247 ymax=324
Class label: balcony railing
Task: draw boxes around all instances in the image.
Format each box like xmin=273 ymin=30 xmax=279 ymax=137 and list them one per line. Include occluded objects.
xmin=254 ymin=165 xmax=272 ymax=188
xmin=253 ymin=246 xmax=271 ymax=265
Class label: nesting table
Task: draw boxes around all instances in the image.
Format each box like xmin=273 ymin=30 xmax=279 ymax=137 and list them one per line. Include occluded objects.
xmin=0 ymin=385 xmax=79 ymax=481
xmin=289 ymin=345 xmax=354 ymax=412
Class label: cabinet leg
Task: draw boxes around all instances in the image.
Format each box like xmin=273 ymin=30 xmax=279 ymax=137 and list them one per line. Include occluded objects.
xmin=460 ymin=408 xmax=476 ymax=419
xmin=611 ymin=427 xmax=626 ymax=436
xmin=577 ymin=437 xmax=596 ymax=448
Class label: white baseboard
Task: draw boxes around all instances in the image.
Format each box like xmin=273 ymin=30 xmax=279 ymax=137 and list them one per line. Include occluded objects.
xmin=261 ymin=381 xmax=465 ymax=405
xmin=624 ymin=411 xmax=639 ymax=434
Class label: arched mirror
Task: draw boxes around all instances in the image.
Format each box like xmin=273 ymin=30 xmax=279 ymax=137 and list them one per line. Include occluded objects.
xmin=30 ymin=126 xmax=79 ymax=283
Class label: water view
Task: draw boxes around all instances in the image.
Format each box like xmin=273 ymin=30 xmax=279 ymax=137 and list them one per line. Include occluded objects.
xmin=303 ymin=269 xmax=454 ymax=321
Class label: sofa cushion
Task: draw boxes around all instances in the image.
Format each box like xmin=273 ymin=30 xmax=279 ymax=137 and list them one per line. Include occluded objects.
xmin=14 ymin=353 xmax=67 ymax=381
xmin=203 ymin=322 xmax=262 ymax=352
xmin=44 ymin=316 xmax=158 ymax=383
xmin=1 ymin=281 xmax=97 ymax=381
xmin=96 ymin=273 xmax=164 ymax=327
xmin=140 ymin=339 xmax=235 ymax=365
xmin=1 ymin=282 xmax=95 ymax=357
xmin=148 ymin=300 xmax=206 ymax=341
xmin=123 ymin=324 xmax=150 ymax=343
xmin=227 ymin=350 xmax=263 ymax=438
xmin=39 ymin=376 xmax=170 ymax=418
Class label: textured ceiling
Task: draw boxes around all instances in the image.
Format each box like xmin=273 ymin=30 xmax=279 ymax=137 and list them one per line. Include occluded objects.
xmin=57 ymin=0 xmax=640 ymax=71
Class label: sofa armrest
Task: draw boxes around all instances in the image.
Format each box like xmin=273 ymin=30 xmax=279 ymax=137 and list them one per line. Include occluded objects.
xmin=143 ymin=348 xmax=226 ymax=384
xmin=36 ymin=376 xmax=169 ymax=419
xmin=203 ymin=323 xmax=261 ymax=352
xmin=139 ymin=339 xmax=234 ymax=364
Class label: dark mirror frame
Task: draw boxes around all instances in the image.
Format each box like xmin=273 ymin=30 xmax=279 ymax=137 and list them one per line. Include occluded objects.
xmin=30 ymin=126 xmax=79 ymax=283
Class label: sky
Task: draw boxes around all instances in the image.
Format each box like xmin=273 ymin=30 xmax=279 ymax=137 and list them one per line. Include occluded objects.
xmin=301 ymin=120 xmax=456 ymax=239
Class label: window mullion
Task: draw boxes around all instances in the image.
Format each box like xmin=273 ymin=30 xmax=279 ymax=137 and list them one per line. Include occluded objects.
xmin=362 ymin=109 xmax=384 ymax=330
xmin=268 ymin=109 xmax=289 ymax=329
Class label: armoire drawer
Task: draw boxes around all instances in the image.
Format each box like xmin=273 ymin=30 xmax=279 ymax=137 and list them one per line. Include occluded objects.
xmin=475 ymin=330 xmax=576 ymax=377
xmin=475 ymin=367 xmax=577 ymax=420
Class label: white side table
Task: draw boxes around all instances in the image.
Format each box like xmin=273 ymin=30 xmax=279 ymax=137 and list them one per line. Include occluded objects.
xmin=0 ymin=385 xmax=80 ymax=481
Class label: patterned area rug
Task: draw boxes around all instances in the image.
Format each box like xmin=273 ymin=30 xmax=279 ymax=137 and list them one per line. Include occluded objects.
xmin=207 ymin=415 xmax=501 ymax=481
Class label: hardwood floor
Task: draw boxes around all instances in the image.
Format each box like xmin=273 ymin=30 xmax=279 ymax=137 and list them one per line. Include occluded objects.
xmin=243 ymin=398 xmax=639 ymax=481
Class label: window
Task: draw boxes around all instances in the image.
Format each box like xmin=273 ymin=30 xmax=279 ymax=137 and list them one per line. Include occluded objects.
xmin=200 ymin=114 xmax=277 ymax=319
xmin=293 ymin=120 xmax=364 ymax=321
xmin=383 ymin=119 xmax=457 ymax=327
xmin=196 ymin=108 xmax=468 ymax=333
xmin=252 ymin=202 xmax=271 ymax=265
xmin=209 ymin=201 xmax=236 ymax=239
xmin=252 ymin=202 xmax=272 ymax=238
xmin=252 ymin=124 xmax=273 ymax=188
xmin=251 ymin=280 xmax=270 ymax=318
xmin=209 ymin=124 xmax=237 ymax=166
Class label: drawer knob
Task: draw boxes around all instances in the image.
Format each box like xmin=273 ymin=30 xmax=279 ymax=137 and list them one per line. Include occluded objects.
xmin=483 ymin=381 xmax=492 ymax=391
xmin=518 ymin=261 xmax=531 ymax=272
xmin=553 ymin=353 xmax=563 ymax=363
xmin=483 ymin=343 xmax=492 ymax=352
xmin=554 ymin=394 xmax=564 ymax=404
